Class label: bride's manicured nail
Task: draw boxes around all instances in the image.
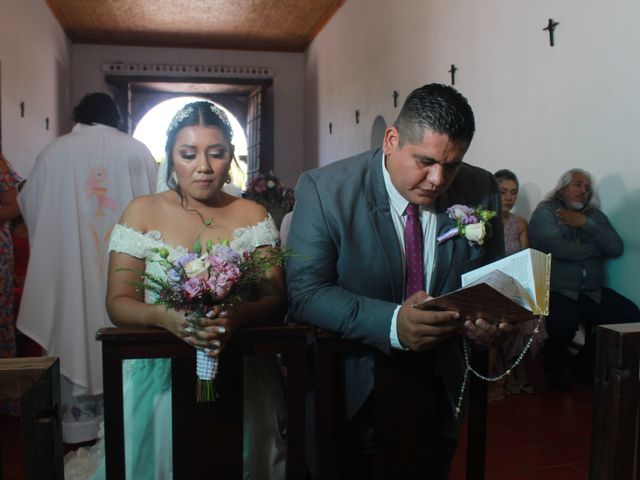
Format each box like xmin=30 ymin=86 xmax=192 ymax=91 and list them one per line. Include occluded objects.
xmin=217 ymin=326 xmax=226 ymax=334
xmin=211 ymin=340 xmax=221 ymax=347
xmin=206 ymin=310 xmax=215 ymax=318
xmin=219 ymin=311 xmax=228 ymax=318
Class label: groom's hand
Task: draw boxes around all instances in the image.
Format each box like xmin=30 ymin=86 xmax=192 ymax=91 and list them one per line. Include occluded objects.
xmin=397 ymin=291 xmax=462 ymax=351
xmin=463 ymin=318 xmax=515 ymax=348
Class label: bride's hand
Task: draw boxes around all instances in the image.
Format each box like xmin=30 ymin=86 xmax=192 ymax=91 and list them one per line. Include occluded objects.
xmin=180 ymin=306 xmax=241 ymax=355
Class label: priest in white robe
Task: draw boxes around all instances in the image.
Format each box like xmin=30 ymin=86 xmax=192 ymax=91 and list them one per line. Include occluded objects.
xmin=17 ymin=92 xmax=157 ymax=443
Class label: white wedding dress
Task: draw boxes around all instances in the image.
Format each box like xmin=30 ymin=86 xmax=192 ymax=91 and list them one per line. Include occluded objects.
xmin=68 ymin=217 xmax=287 ymax=480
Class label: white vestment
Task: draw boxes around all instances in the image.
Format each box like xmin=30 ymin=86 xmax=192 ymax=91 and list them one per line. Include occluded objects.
xmin=17 ymin=123 xmax=157 ymax=398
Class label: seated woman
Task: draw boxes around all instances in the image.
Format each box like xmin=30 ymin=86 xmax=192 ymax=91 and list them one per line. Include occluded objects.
xmin=103 ymin=101 xmax=288 ymax=479
xmin=491 ymin=169 xmax=547 ymax=397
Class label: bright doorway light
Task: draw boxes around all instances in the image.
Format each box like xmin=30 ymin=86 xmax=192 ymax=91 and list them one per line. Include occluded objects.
xmin=133 ymin=96 xmax=248 ymax=191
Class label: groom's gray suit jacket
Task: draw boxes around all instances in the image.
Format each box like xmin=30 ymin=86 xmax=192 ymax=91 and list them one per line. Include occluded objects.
xmin=286 ymin=148 xmax=504 ymax=418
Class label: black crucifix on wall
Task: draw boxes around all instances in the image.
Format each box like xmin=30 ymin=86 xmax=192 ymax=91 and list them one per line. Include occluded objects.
xmin=448 ymin=64 xmax=458 ymax=85
xmin=393 ymin=90 xmax=399 ymax=108
xmin=543 ymin=18 xmax=559 ymax=47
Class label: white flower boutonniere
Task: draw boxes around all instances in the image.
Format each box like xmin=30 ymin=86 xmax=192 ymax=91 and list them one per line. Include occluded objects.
xmin=436 ymin=204 xmax=497 ymax=246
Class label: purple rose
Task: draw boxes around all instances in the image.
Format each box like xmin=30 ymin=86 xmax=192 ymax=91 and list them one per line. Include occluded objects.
xmin=210 ymin=245 xmax=240 ymax=264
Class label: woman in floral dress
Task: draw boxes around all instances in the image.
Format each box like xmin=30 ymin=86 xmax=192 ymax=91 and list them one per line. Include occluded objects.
xmin=0 ymin=152 xmax=23 ymax=416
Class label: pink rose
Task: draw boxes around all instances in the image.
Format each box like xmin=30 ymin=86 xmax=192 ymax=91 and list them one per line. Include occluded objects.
xmin=183 ymin=277 xmax=204 ymax=299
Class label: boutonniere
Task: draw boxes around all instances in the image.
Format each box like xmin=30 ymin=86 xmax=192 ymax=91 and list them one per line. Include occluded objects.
xmin=436 ymin=204 xmax=497 ymax=246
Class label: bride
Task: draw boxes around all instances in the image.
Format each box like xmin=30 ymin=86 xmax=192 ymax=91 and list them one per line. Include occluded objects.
xmin=100 ymin=100 xmax=288 ymax=479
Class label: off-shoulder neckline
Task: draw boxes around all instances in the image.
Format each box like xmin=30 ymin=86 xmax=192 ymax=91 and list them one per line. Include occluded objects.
xmin=116 ymin=216 xmax=274 ymax=253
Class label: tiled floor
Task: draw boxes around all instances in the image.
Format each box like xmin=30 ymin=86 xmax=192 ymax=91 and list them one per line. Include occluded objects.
xmin=1 ymin=358 xmax=592 ymax=479
xmin=449 ymin=357 xmax=593 ymax=479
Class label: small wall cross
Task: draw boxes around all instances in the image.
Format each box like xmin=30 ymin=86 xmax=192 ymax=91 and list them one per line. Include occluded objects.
xmin=543 ymin=18 xmax=559 ymax=47
xmin=393 ymin=90 xmax=399 ymax=108
xmin=448 ymin=64 xmax=458 ymax=85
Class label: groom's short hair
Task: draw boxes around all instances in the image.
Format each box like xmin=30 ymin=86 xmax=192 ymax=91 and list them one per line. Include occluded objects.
xmin=394 ymin=83 xmax=475 ymax=148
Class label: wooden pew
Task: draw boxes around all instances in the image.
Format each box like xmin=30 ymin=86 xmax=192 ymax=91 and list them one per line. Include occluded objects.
xmin=0 ymin=357 xmax=63 ymax=480
xmin=97 ymin=323 xmax=311 ymax=479
xmin=590 ymin=322 xmax=640 ymax=479
xmin=314 ymin=331 xmax=488 ymax=479
xmin=99 ymin=325 xmax=489 ymax=479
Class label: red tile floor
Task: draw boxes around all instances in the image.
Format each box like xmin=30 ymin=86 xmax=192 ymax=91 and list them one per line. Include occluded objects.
xmin=1 ymin=357 xmax=592 ymax=480
xmin=450 ymin=356 xmax=593 ymax=479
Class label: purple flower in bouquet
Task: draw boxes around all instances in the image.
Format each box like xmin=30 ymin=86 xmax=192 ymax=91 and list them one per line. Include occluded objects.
xmin=184 ymin=277 xmax=204 ymax=299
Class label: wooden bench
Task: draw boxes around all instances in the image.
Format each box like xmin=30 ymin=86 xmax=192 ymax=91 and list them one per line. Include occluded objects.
xmin=97 ymin=323 xmax=312 ymax=479
xmin=314 ymin=330 xmax=488 ymax=479
xmin=0 ymin=357 xmax=63 ymax=480
xmin=590 ymin=322 xmax=640 ymax=479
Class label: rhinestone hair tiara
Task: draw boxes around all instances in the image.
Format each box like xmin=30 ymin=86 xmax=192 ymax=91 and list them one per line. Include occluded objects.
xmin=166 ymin=102 xmax=233 ymax=140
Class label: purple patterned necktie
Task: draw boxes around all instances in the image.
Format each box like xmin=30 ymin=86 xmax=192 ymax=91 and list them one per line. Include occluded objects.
xmin=404 ymin=203 xmax=424 ymax=299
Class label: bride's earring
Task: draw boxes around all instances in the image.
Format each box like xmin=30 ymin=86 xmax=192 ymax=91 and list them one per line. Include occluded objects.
xmin=225 ymin=171 xmax=232 ymax=184
xmin=171 ymin=171 xmax=178 ymax=184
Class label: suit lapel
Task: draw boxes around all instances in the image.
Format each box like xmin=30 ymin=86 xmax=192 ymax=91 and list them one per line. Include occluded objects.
xmin=366 ymin=151 xmax=403 ymax=302
xmin=431 ymin=213 xmax=458 ymax=295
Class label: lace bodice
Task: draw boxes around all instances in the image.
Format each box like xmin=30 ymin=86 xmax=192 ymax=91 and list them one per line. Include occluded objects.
xmin=108 ymin=216 xmax=279 ymax=299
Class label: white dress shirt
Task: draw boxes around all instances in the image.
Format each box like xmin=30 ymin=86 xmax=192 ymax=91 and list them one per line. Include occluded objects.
xmin=381 ymin=153 xmax=438 ymax=349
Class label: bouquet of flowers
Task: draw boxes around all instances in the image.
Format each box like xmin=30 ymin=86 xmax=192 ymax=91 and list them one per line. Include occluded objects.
xmin=243 ymin=171 xmax=295 ymax=228
xmin=127 ymin=224 xmax=285 ymax=401
xmin=436 ymin=204 xmax=497 ymax=246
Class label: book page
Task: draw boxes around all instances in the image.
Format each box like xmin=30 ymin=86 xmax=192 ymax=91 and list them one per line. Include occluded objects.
xmin=465 ymin=270 xmax=535 ymax=311
xmin=463 ymin=249 xmax=535 ymax=303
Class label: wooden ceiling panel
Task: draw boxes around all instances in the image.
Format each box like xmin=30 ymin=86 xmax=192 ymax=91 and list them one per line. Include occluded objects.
xmin=45 ymin=0 xmax=345 ymax=51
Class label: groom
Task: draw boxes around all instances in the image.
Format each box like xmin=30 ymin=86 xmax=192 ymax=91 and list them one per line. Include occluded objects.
xmin=286 ymin=83 xmax=513 ymax=478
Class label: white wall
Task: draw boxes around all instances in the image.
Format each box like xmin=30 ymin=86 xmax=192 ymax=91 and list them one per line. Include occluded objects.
xmin=0 ymin=0 xmax=72 ymax=176
xmin=304 ymin=0 xmax=640 ymax=305
xmin=71 ymin=45 xmax=305 ymax=189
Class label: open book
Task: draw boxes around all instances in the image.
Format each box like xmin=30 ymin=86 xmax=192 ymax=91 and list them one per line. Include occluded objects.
xmin=413 ymin=248 xmax=551 ymax=323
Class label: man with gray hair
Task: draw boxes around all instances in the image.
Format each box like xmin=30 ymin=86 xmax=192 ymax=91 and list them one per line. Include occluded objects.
xmin=529 ymin=168 xmax=640 ymax=391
